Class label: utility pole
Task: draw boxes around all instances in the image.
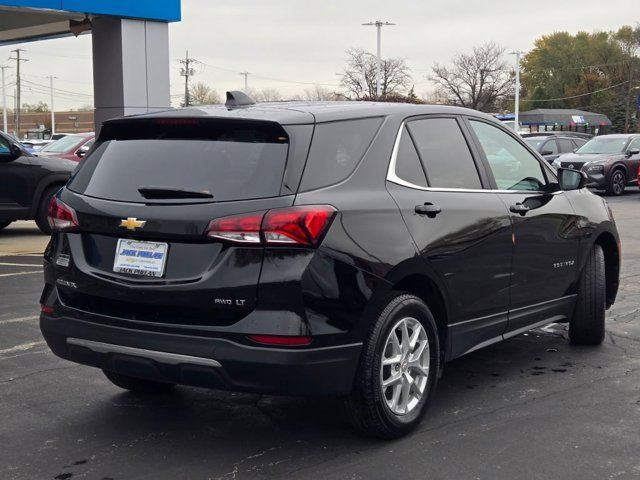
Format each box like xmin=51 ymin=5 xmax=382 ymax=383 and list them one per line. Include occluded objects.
xmin=47 ymin=75 xmax=57 ymax=135
xmin=510 ymin=51 xmax=524 ymax=133
xmin=362 ymin=20 xmax=395 ymax=98
xmin=239 ymin=71 xmax=251 ymax=91
xmin=0 ymin=65 xmax=10 ymax=133
xmin=179 ymin=51 xmax=196 ymax=107
xmin=9 ymin=49 xmax=27 ymax=138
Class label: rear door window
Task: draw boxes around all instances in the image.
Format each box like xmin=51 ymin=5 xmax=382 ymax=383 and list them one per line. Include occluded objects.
xmin=557 ymin=138 xmax=574 ymax=153
xmin=299 ymin=117 xmax=382 ymax=191
xmin=68 ymin=119 xmax=290 ymax=203
xmin=406 ymin=118 xmax=482 ymax=189
xmin=394 ymin=126 xmax=428 ymax=188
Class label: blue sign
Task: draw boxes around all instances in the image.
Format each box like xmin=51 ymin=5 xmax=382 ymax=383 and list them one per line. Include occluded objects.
xmin=0 ymin=0 xmax=181 ymax=22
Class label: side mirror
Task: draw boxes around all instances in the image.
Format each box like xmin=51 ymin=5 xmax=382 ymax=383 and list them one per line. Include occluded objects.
xmin=625 ymin=148 xmax=640 ymax=158
xmin=540 ymin=150 xmax=553 ymax=156
xmin=76 ymin=145 xmax=90 ymax=158
xmin=558 ymin=168 xmax=587 ymax=191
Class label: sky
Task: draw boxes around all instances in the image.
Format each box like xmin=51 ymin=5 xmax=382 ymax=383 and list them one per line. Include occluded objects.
xmin=0 ymin=0 xmax=638 ymax=110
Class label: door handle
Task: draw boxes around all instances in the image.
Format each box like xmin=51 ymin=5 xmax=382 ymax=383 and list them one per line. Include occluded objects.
xmin=415 ymin=203 xmax=442 ymax=218
xmin=509 ymin=203 xmax=530 ymax=216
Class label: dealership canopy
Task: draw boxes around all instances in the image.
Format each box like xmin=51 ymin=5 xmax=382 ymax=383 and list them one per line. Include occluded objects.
xmin=0 ymin=0 xmax=181 ymax=134
xmin=519 ymin=108 xmax=612 ymax=128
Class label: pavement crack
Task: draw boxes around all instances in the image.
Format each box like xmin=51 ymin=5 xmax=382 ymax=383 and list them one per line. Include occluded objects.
xmin=0 ymin=365 xmax=81 ymax=385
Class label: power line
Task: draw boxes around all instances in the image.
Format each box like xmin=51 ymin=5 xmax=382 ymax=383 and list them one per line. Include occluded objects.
xmin=521 ymin=81 xmax=629 ymax=103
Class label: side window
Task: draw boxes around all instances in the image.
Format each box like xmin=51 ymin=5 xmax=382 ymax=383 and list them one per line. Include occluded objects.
xmin=0 ymin=136 xmax=10 ymax=155
xmin=406 ymin=118 xmax=481 ymax=189
xmin=300 ymin=117 xmax=382 ymax=192
xmin=543 ymin=139 xmax=559 ymax=154
xmin=628 ymin=137 xmax=640 ymax=151
xmin=394 ymin=126 xmax=428 ymax=188
xmin=558 ymin=138 xmax=574 ymax=153
xmin=469 ymin=120 xmax=547 ymax=192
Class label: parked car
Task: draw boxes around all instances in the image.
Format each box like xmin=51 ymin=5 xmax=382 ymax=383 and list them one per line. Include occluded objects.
xmin=21 ymin=139 xmax=52 ymax=153
xmin=553 ymin=134 xmax=640 ymax=195
xmin=524 ymin=135 xmax=587 ymax=163
xmin=521 ymin=131 xmax=593 ymax=140
xmin=41 ymin=95 xmax=620 ymax=439
xmin=0 ymin=130 xmax=77 ymax=234
xmin=37 ymin=132 xmax=95 ymax=162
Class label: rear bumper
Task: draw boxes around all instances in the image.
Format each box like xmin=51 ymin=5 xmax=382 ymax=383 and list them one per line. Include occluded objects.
xmin=40 ymin=314 xmax=361 ymax=396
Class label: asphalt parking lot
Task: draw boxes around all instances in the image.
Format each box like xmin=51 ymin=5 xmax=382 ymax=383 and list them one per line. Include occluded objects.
xmin=1 ymin=193 xmax=639 ymax=480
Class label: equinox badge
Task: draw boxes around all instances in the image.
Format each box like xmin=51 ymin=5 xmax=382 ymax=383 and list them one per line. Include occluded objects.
xmin=119 ymin=217 xmax=147 ymax=231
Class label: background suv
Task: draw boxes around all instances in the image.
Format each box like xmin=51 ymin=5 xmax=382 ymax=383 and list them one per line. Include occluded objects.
xmin=0 ymin=130 xmax=77 ymax=233
xmin=553 ymin=134 xmax=640 ymax=195
xmin=524 ymin=135 xmax=586 ymax=163
xmin=40 ymin=96 xmax=620 ymax=438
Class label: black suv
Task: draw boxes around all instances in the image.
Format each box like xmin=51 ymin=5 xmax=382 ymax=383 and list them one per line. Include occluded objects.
xmin=40 ymin=95 xmax=620 ymax=438
xmin=0 ymin=130 xmax=77 ymax=233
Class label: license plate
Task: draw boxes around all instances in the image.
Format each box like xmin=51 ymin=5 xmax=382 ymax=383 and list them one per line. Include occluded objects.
xmin=113 ymin=239 xmax=168 ymax=278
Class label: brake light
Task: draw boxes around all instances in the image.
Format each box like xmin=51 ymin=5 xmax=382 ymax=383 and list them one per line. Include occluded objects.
xmin=262 ymin=205 xmax=336 ymax=247
xmin=206 ymin=211 xmax=265 ymax=244
xmin=47 ymin=197 xmax=79 ymax=231
xmin=247 ymin=334 xmax=312 ymax=346
xmin=205 ymin=205 xmax=336 ymax=247
xmin=40 ymin=304 xmax=55 ymax=314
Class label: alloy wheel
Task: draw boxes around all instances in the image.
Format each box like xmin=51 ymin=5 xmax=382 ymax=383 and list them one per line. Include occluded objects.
xmin=380 ymin=317 xmax=430 ymax=415
xmin=612 ymin=171 xmax=625 ymax=195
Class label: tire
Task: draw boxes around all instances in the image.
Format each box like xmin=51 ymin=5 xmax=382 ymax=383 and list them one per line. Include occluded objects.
xmin=569 ymin=245 xmax=606 ymax=345
xmin=344 ymin=292 xmax=440 ymax=439
xmin=103 ymin=370 xmax=176 ymax=394
xmin=0 ymin=221 xmax=11 ymax=231
xmin=605 ymin=169 xmax=626 ymax=196
xmin=34 ymin=186 xmax=61 ymax=234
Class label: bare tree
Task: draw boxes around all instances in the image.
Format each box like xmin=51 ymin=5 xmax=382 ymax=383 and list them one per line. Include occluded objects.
xmin=189 ymin=81 xmax=221 ymax=105
xmin=429 ymin=42 xmax=513 ymax=112
xmin=340 ymin=48 xmax=412 ymax=99
xmin=303 ymin=85 xmax=341 ymax=101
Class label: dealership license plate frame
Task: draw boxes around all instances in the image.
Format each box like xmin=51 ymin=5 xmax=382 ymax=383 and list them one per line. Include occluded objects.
xmin=113 ymin=238 xmax=169 ymax=278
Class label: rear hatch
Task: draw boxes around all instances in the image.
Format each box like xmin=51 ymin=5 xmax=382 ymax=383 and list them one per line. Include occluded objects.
xmin=57 ymin=117 xmax=302 ymax=327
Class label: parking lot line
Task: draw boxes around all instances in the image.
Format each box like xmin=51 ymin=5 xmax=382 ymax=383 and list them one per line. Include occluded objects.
xmin=0 ymin=262 xmax=43 ymax=267
xmin=0 ymin=271 xmax=43 ymax=278
xmin=0 ymin=340 xmax=46 ymax=356
xmin=0 ymin=315 xmax=39 ymax=326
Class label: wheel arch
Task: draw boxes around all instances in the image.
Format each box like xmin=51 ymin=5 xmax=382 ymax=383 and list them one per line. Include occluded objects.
xmin=593 ymin=231 xmax=620 ymax=308
xmin=29 ymin=176 xmax=68 ymax=217
xmin=390 ymin=273 xmax=449 ymax=362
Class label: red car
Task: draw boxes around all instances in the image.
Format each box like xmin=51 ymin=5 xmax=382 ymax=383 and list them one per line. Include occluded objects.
xmin=37 ymin=132 xmax=95 ymax=162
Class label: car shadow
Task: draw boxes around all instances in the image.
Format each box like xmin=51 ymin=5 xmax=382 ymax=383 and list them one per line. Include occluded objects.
xmin=50 ymin=323 xmax=610 ymax=478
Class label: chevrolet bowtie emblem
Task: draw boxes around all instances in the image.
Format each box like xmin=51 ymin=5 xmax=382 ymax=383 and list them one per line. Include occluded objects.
xmin=119 ymin=217 xmax=146 ymax=231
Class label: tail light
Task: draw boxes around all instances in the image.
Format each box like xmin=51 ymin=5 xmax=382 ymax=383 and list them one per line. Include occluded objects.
xmin=47 ymin=196 xmax=79 ymax=231
xmin=40 ymin=304 xmax=55 ymax=314
xmin=206 ymin=211 xmax=264 ymax=244
xmin=205 ymin=205 xmax=336 ymax=247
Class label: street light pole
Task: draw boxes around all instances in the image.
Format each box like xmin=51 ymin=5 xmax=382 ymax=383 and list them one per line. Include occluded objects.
xmin=362 ymin=20 xmax=395 ymax=98
xmin=509 ymin=51 xmax=524 ymax=133
xmin=47 ymin=75 xmax=57 ymax=135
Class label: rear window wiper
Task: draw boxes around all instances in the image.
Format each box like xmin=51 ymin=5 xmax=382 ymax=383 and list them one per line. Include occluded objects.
xmin=138 ymin=186 xmax=214 ymax=199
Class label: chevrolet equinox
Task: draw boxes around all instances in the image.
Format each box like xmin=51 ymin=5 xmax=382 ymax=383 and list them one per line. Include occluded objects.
xmin=40 ymin=93 xmax=620 ymax=438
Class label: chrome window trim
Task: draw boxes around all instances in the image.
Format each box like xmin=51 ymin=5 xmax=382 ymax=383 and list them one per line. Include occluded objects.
xmin=386 ymin=120 xmax=561 ymax=196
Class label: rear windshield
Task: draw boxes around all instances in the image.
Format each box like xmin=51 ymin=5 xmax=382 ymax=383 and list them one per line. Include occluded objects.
xmin=41 ymin=135 xmax=85 ymax=153
xmin=68 ymin=119 xmax=289 ymax=203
